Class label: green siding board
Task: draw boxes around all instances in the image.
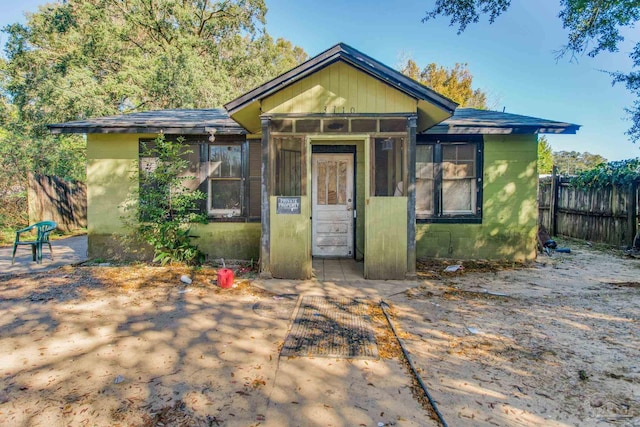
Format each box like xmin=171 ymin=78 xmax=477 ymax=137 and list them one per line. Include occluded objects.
xmin=365 ymin=197 xmax=408 ymax=279
xmin=270 ymin=196 xmax=312 ymax=279
xmin=339 ymin=67 xmax=348 ymax=106
xmin=87 ymin=134 xmax=145 ymax=259
xmin=349 ymin=67 xmax=359 ymax=111
xmin=88 ymin=223 xmax=260 ymax=261
xmin=263 ymin=62 xmax=415 ymax=114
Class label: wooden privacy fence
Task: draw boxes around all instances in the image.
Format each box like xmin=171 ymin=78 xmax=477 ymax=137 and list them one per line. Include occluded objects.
xmin=539 ymin=173 xmax=639 ymax=247
xmin=28 ymin=173 xmax=87 ymax=232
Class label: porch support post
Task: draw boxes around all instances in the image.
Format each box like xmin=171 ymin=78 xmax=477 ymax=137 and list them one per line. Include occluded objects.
xmin=260 ymin=116 xmax=272 ymax=278
xmin=406 ymin=115 xmax=417 ymax=278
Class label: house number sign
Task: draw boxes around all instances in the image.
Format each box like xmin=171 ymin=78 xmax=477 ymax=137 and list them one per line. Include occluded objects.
xmin=276 ymin=197 xmax=301 ymax=214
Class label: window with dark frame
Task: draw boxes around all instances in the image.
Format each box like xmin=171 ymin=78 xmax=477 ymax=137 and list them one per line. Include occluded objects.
xmin=416 ymin=138 xmax=482 ymax=223
xmin=206 ymin=140 xmax=262 ymax=220
xmin=139 ymin=136 xmax=261 ymax=222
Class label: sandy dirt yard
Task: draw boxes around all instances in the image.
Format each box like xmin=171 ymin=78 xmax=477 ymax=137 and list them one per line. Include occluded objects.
xmin=0 ymin=266 xmax=288 ymax=427
xmin=0 ymin=240 xmax=638 ymax=427
xmin=390 ymin=240 xmax=639 ymax=427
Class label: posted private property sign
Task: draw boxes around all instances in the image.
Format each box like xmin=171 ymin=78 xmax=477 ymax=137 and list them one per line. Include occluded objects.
xmin=276 ymin=196 xmax=301 ymax=214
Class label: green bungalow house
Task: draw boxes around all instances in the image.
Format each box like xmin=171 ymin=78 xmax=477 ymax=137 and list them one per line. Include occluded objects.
xmin=49 ymin=43 xmax=579 ymax=280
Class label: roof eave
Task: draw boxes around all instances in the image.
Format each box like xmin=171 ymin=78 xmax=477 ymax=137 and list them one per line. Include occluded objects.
xmin=47 ymin=125 xmax=246 ymax=135
xmin=424 ymin=125 xmax=581 ymax=135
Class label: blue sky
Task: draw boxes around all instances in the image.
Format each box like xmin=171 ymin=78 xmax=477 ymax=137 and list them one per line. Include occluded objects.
xmin=2 ymin=0 xmax=639 ymax=161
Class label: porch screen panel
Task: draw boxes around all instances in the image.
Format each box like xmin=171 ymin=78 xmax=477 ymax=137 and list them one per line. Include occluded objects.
xmin=274 ymin=136 xmax=305 ymax=196
xmin=442 ymin=144 xmax=476 ymax=214
xmin=372 ymin=137 xmax=404 ymax=197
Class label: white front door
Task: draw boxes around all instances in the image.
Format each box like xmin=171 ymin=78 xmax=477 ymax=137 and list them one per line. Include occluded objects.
xmin=312 ymin=153 xmax=354 ymax=257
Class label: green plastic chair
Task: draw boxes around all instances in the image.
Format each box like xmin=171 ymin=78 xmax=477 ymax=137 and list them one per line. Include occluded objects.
xmin=11 ymin=221 xmax=57 ymax=264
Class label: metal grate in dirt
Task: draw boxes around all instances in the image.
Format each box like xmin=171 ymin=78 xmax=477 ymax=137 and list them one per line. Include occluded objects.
xmin=280 ymin=296 xmax=378 ymax=359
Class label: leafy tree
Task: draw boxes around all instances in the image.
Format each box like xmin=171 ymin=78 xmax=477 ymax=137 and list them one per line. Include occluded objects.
xmin=0 ymin=0 xmax=306 ymax=229
xmin=571 ymin=158 xmax=640 ymax=188
xmin=553 ymin=150 xmax=607 ymax=175
xmin=2 ymin=0 xmax=306 ymax=128
xmin=423 ymin=1 xmax=513 ymax=34
xmin=400 ymin=59 xmax=488 ymax=108
xmin=537 ymin=136 xmax=554 ymax=174
xmin=422 ymin=0 xmax=640 ymax=141
xmin=125 ymin=135 xmax=207 ymax=265
xmin=0 ymin=95 xmax=29 ymax=229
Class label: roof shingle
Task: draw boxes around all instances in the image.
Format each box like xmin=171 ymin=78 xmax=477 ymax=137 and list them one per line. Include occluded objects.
xmin=47 ymin=108 xmax=246 ymax=135
xmin=425 ymin=108 xmax=580 ymax=135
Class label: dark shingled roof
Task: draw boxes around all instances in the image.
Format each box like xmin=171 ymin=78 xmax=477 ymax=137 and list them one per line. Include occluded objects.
xmin=425 ymin=108 xmax=580 ymax=135
xmin=224 ymin=42 xmax=458 ymax=115
xmin=47 ymin=108 xmax=246 ymax=135
xmin=47 ymin=107 xmax=579 ymax=136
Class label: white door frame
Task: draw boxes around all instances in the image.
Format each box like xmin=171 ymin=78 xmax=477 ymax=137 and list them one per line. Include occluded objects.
xmin=311 ymin=153 xmax=354 ymax=257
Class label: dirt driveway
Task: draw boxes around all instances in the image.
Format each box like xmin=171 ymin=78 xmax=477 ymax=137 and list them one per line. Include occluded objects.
xmin=0 ymin=241 xmax=638 ymax=427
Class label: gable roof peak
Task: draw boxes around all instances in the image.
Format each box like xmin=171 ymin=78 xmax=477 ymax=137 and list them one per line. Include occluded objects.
xmin=224 ymin=42 xmax=458 ymax=116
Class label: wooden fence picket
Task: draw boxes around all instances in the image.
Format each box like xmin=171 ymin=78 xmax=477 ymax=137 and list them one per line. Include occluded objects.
xmin=539 ymin=175 xmax=640 ymax=247
xmin=27 ymin=173 xmax=87 ymax=232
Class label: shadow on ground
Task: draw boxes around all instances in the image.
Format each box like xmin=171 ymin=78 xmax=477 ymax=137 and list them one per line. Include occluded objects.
xmin=0 ymin=266 xmax=433 ymax=427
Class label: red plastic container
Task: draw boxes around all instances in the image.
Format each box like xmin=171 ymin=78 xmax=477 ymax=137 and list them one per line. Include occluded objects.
xmin=217 ymin=268 xmax=234 ymax=288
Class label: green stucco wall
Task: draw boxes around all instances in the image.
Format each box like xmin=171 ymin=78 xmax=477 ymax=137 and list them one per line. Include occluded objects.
xmin=86 ymin=133 xmax=261 ymax=261
xmin=416 ymin=134 xmax=538 ymax=262
xmin=86 ymin=132 xmax=539 ymax=265
xmin=191 ymin=222 xmax=260 ymax=261
xmin=86 ymin=133 xmax=140 ymax=259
